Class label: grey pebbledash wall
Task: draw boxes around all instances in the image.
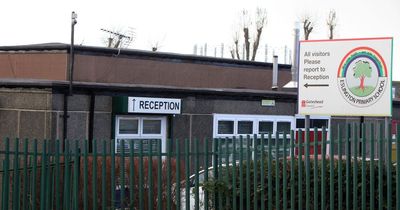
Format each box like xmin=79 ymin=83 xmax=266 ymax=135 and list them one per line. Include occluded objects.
xmin=0 ymin=88 xmax=112 ymax=151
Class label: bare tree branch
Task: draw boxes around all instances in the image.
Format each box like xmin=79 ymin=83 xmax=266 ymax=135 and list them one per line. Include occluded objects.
xmin=301 ymin=14 xmax=314 ymax=40
xmin=241 ymin=9 xmax=251 ymax=60
xmin=243 ymin=27 xmax=250 ymax=60
xmin=233 ymin=31 xmax=241 ymax=59
xmin=230 ymin=47 xmax=235 ymax=59
xmin=251 ymin=8 xmax=267 ymax=61
xmin=231 ymin=8 xmax=267 ymax=61
xmin=327 ymin=10 xmax=337 ymax=40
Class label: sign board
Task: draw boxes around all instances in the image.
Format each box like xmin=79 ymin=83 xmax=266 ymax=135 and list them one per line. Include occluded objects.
xmin=128 ymin=97 xmax=181 ymax=114
xmin=298 ymin=37 xmax=393 ymax=116
xmin=261 ymin=99 xmax=275 ymax=106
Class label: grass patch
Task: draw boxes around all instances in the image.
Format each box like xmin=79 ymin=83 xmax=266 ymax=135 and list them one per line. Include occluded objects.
xmin=349 ymin=86 xmax=375 ymax=97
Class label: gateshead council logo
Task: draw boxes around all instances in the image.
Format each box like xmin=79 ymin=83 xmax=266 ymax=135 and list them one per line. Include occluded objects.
xmin=337 ymin=47 xmax=388 ymax=107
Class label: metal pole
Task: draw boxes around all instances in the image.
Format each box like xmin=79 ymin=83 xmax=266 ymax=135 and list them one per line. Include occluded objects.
xmin=305 ymin=115 xmax=310 ymax=131
xmin=69 ymin=11 xmax=77 ymax=96
xmin=385 ymin=117 xmax=391 ymax=140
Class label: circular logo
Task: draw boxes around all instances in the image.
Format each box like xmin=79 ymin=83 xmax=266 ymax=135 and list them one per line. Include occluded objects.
xmin=337 ymin=47 xmax=388 ymax=107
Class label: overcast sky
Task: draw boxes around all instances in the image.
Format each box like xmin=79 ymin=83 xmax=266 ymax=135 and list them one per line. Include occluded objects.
xmin=1 ymin=0 xmax=399 ymax=79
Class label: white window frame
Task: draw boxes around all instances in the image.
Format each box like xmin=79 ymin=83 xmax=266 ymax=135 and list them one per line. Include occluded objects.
xmin=213 ymin=114 xmax=295 ymax=138
xmin=115 ymin=115 xmax=167 ymax=153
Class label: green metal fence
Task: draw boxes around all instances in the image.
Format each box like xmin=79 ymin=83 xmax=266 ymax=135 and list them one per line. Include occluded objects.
xmin=0 ymin=123 xmax=399 ymax=209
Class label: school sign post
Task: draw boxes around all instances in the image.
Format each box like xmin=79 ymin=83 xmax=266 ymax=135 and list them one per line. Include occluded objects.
xmin=298 ymin=37 xmax=393 ymax=116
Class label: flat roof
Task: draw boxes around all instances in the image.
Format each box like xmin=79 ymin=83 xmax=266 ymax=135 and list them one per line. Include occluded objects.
xmin=0 ymin=43 xmax=292 ymax=70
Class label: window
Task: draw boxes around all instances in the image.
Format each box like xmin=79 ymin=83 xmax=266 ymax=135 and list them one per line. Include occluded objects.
xmin=115 ymin=116 xmax=167 ymax=153
xmin=213 ymin=114 xmax=295 ymax=159
xmin=119 ymin=119 xmax=139 ymax=134
xmin=296 ymin=118 xmax=329 ymax=129
xmin=213 ymin=114 xmax=295 ymax=138
xmin=238 ymin=121 xmax=253 ymax=134
xmin=277 ymin=122 xmax=291 ymax=133
xmin=259 ymin=121 xmax=273 ymax=134
xmin=217 ymin=121 xmax=234 ymax=134
xmin=142 ymin=120 xmax=162 ymax=134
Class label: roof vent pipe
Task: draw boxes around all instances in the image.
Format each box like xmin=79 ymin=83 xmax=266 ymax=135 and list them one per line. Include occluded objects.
xmin=272 ymin=55 xmax=278 ymax=90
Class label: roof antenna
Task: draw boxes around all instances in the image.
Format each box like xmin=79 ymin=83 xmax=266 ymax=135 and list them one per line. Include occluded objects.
xmin=100 ymin=28 xmax=135 ymax=49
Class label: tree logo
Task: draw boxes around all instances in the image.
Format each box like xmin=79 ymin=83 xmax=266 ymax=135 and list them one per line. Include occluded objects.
xmin=337 ymin=47 xmax=388 ymax=107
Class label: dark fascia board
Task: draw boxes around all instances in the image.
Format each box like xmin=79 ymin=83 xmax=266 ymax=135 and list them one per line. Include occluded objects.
xmin=3 ymin=79 xmax=400 ymax=105
xmin=0 ymin=43 xmax=69 ymax=52
xmin=0 ymin=79 xmax=297 ymax=101
xmin=0 ymin=43 xmax=291 ymax=70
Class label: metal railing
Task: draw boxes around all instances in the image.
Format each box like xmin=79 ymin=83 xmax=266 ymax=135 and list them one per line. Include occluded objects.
xmin=0 ymin=123 xmax=399 ymax=209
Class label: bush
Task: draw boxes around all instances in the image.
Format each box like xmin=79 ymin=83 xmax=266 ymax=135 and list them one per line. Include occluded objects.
xmin=202 ymin=158 xmax=396 ymax=209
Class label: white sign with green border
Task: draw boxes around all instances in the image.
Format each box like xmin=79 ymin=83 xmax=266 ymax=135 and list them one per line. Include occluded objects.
xmin=298 ymin=37 xmax=393 ymax=116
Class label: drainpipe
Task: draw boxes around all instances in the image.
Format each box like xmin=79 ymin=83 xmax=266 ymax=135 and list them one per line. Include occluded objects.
xmin=63 ymin=93 xmax=68 ymax=150
xmin=88 ymin=93 xmax=95 ymax=152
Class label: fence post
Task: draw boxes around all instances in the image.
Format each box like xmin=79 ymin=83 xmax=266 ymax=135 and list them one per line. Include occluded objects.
xmin=2 ymin=138 xmax=10 ymax=210
xmin=111 ymin=139 xmax=116 ymax=209
xmin=166 ymin=138 xmax=171 ymax=210
xmin=195 ymin=138 xmax=200 ymax=210
xmin=253 ymin=135 xmax=258 ymax=210
xmin=369 ymin=123 xmax=375 ymax=209
xmin=283 ymin=132 xmax=288 ymax=210
xmin=13 ymin=138 xmax=20 ymax=210
xmin=224 ymin=137 xmax=230 ymax=209
xmin=298 ymin=130 xmax=303 ymax=210
xmin=204 ymin=137 xmax=209 ymax=210
xmin=338 ymin=125 xmax=343 ymax=209
xmin=54 ymin=140 xmax=60 ymax=210
xmin=345 ymin=124 xmax=351 ymax=210
xmin=239 ymin=136 xmax=243 ymax=210
xmin=290 ymin=131 xmax=295 ymax=210
xmin=147 ymin=140 xmax=152 ymax=210
xmin=379 ymin=123 xmax=384 ymax=210
xmin=129 ymin=140 xmax=135 ymax=210
xmin=185 ymin=137 xmax=190 ymax=210
xmin=82 ymin=140 xmax=88 ymax=210
xmin=32 ymin=139 xmax=37 ymax=210
xmin=92 ymin=140 xmax=98 ymax=210
xmin=246 ymin=136 xmax=251 ymax=210
xmin=176 ymin=139 xmax=181 ymax=210
xmin=102 ymin=140 xmax=107 ymax=210
xmin=138 ymin=140 xmax=143 ymax=210
xmin=361 ymin=123 xmax=367 ymax=210
xmin=396 ymin=124 xmax=400 ymax=210
xmin=387 ymin=121 xmax=392 ymax=210
xmin=157 ymin=139 xmax=162 ymax=210
xmin=22 ymin=139 xmax=29 ymax=210
xmin=120 ymin=139 xmax=126 ymax=210
xmin=275 ymin=133 xmax=280 ymax=210
xmin=73 ymin=140 xmax=79 ymax=210
xmin=305 ymin=127 xmax=310 ymax=210
xmin=353 ymin=124 xmax=358 ymax=210
xmin=313 ymin=127 xmax=318 ymax=210
xmin=40 ymin=140 xmax=47 ymax=210
xmin=219 ymin=138 xmax=224 ymax=210
xmin=329 ymin=127 xmax=334 ymax=210
xmin=232 ymin=136 xmax=237 ymax=210
xmin=321 ymin=127 xmax=327 ymax=210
